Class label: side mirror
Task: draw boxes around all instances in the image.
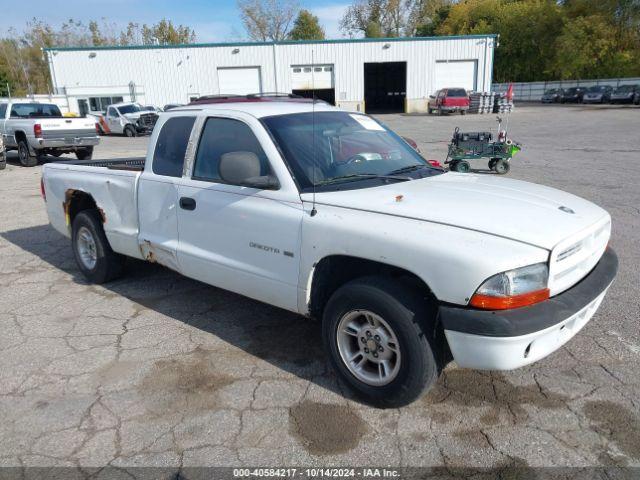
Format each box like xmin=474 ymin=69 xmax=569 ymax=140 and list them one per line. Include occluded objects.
xmin=243 ymin=175 xmax=279 ymax=189
xmin=429 ymin=95 xmax=436 ymax=99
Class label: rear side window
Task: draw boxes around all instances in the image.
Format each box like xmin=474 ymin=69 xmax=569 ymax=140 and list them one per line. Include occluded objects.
xmin=152 ymin=116 xmax=195 ymax=177
xmin=447 ymin=89 xmax=467 ymax=97
xmin=193 ymin=117 xmax=270 ymax=183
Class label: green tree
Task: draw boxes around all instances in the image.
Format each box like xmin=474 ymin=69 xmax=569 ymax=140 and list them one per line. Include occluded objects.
xmin=437 ymin=0 xmax=565 ymax=82
xmin=289 ymin=10 xmax=325 ymax=40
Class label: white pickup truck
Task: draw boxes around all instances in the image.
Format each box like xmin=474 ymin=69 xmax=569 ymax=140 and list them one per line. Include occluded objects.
xmin=0 ymin=102 xmax=99 ymax=166
xmin=41 ymin=98 xmax=617 ymax=407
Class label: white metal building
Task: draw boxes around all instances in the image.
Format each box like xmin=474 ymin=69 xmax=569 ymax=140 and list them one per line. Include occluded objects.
xmin=45 ymin=35 xmax=496 ymax=115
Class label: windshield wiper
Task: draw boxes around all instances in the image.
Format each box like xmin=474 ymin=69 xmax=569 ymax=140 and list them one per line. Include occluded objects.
xmin=317 ymin=173 xmax=412 ymax=186
xmin=388 ymin=164 xmax=431 ymax=175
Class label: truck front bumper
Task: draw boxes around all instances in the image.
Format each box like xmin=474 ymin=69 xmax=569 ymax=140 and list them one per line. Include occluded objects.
xmin=439 ymin=248 xmax=618 ymax=370
xmin=35 ymin=136 xmax=100 ymax=149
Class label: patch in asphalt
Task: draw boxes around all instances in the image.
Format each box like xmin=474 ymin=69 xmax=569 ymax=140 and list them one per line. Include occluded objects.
xmin=289 ymin=401 xmax=367 ymax=455
xmin=137 ymin=347 xmax=234 ymax=414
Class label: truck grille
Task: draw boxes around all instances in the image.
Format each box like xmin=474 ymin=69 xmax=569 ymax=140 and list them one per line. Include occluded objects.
xmin=548 ymin=216 xmax=610 ymax=296
xmin=137 ymin=113 xmax=158 ymax=129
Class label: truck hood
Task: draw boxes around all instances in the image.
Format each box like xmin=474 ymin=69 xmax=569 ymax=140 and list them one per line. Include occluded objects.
xmin=305 ymin=172 xmax=609 ymax=250
xmin=122 ymin=112 xmax=145 ymax=121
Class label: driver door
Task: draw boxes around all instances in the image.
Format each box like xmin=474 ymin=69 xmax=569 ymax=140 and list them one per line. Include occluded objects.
xmin=176 ymin=115 xmax=303 ymax=312
xmin=106 ymin=107 xmax=123 ymax=134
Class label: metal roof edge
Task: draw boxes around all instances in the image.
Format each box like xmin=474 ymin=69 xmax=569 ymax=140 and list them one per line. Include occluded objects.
xmin=44 ymin=34 xmax=498 ymax=52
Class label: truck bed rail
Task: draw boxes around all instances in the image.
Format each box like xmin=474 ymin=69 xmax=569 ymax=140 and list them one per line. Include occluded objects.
xmin=53 ymin=157 xmax=146 ymax=171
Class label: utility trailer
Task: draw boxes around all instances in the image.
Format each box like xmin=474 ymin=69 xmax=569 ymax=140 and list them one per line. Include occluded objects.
xmin=446 ymin=127 xmax=521 ymax=175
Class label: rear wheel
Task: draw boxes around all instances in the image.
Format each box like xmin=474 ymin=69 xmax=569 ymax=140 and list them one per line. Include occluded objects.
xmin=494 ymin=159 xmax=510 ymax=174
xmin=323 ymin=276 xmax=441 ymax=408
xmin=488 ymin=158 xmax=499 ymax=171
xmin=460 ymin=110 xmax=466 ymax=115
xmin=17 ymin=140 xmax=38 ymax=167
xmin=0 ymin=148 xmax=6 ymax=170
xmin=75 ymin=147 xmax=94 ymax=161
xmin=72 ymin=210 xmax=125 ymax=284
xmin=124 ymin=125 xmax=136 ymax=137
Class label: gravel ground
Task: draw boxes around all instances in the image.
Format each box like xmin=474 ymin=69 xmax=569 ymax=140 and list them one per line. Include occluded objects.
xmin=0 ymin=104 xmax=638 ymax=475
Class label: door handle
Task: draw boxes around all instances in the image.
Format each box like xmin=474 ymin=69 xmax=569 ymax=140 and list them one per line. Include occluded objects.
xmin=179 ymin=197 xmax=196 ymax=210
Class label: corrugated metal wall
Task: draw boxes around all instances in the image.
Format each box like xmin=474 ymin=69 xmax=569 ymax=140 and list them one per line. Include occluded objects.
xmin=47 ymin=36 xmax=495 ymax=111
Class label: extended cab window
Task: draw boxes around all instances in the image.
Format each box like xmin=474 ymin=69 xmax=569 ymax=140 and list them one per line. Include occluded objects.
xmin=193 ymin=117 xmax=271 ymax=184
xmin=152 ymin=116 xmax=195 ymax=177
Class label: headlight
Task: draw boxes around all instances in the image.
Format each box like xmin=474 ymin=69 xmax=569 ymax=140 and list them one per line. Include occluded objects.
xmin=469 ymin=263 xmax=549 ymax=310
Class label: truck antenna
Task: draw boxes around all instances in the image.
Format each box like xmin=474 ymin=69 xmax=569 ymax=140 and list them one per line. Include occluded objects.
xmin=310 ymin=49 xmax=318 ymax=217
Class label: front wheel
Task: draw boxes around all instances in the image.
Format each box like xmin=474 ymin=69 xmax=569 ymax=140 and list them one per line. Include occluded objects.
xmin=72 ymin=210 xmax=125 ymax=283
xmin=494 ymin=159 xmax=510 ymax=174
xmin=124 ymin=125 xmax=136 ymax=137
xmin=323 ymin=276 xmax=441 ymax=408
xmin=460 ymin=110 xmax=466 ymax=115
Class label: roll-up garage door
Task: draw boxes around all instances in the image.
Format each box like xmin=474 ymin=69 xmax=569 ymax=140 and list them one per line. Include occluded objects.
xmin=434 ymin=60 xmax=477 ymax=92
xmin=218 ymin=67 xmax=262 ymax=95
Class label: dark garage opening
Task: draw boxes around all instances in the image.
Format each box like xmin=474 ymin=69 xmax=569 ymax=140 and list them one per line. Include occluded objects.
xmin=292 ymin=88 xmax=335 ymax=105
xmin=364 ymin=62 xmax=407 ymax=114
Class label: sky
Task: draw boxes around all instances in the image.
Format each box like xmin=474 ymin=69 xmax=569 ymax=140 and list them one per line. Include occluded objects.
xmin=0 ymin=0 xmax=351 ymax=43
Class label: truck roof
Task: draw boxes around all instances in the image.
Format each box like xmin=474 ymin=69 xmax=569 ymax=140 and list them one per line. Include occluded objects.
xmin=171 ymin=100 xmax=340 ymax=118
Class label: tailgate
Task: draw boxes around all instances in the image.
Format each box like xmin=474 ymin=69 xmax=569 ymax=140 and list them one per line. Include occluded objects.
xmin=444 ymin=97 xmax=469 ymax=107
xmin=39 ymin=118 xmax=97 ymax=138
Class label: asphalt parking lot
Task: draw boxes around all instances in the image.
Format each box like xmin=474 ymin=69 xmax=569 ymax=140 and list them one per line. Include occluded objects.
xmin=0 ymin=104 xmax=638 ymax=473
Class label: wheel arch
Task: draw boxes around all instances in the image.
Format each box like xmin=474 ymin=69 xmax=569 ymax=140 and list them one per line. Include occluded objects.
xmin=64 ymin=189 xmax=105 ymax=230
xmin=308 ymin=254 xmax=439 ymax=319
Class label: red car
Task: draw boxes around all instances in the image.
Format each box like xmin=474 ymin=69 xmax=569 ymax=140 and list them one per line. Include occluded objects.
xmin=428 ymin=88 xmax=470 ymax=115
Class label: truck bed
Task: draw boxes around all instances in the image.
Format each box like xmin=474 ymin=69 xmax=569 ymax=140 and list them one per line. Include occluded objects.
xmin=53 ymin=157 xmax=146 ymax=171
xmin=43 ymin=156 xmax=145 ymax=260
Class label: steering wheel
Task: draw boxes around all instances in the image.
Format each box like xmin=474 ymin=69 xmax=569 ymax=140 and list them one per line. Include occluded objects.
xmin=344 ymin=154 xmax=367 ymax=164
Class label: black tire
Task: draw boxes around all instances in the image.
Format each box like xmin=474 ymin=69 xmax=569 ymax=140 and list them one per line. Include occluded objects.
xmin=438 ymin=107 xmax=444 ymax=116
xmin=0 ymin=150 xmax=6 ymax=170
xmin=124 ymin=125 xmax=136 ymax=137
xmin=453 ymin=160 xmax=470 ymax=173
xmin=17 ymin=140 xmax=38 ymax=167
xmin=488 ymin=159 xmax=498 ymax=171
xmin=72 ymin=210 xmax=125 ymax=284
xmin=494 ymin=159 xmax=510 ymax=174
xmin=75 ymin=147 xmax=94 ymax=161
xmin=460 ymin=109 xmax=466 ymax=115
xmin=322 ymin=276 xmax=442 ymax=408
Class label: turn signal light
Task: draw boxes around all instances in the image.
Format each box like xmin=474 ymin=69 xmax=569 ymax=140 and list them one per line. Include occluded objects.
xmin=469 ymin=288 xmax=550 ymax=310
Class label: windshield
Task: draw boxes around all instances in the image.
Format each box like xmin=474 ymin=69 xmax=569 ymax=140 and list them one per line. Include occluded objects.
xmin=587 ymin=86 xmax=607 ymax=92
xmin=117 ymin=104 xmax=142 ymax=115
xmin=545 ymin=89 xmax=559 ymax=94
xmin=566 ymin=88 xmax=579 ymax=94
xmin=10 ymin=103 xmax=62 ymax=118
xmin=262 ymin=111 xmax=442 ymax=191
xmin=614 ymin=85 xmax=635 ymax=93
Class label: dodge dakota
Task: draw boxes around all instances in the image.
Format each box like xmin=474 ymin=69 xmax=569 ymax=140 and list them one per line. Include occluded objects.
xmin=41 ymin=97 xmax=617 ymax=407
xmin=0 ymin=102 xmax=99 ymax=166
